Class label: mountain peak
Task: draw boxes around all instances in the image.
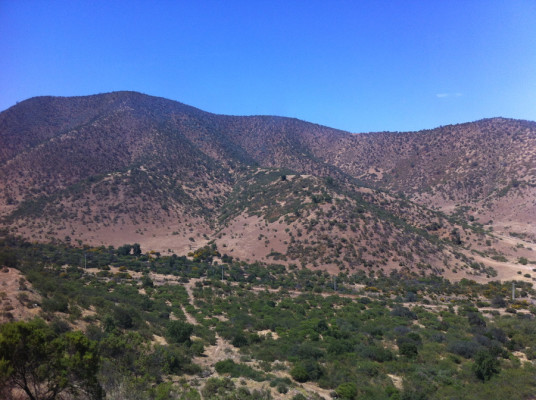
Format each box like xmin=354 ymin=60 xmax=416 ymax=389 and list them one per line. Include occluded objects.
xmin=1 ymin=93 xmax=535 ymax=282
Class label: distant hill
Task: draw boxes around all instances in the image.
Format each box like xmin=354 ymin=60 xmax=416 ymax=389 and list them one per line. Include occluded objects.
xmin=1 ymin=91 xmax=535 ymax=281
xmin=316 ymin=118 xmax=536 ymax=232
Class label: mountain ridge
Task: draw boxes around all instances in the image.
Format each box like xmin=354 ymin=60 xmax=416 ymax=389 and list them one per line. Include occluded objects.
xmin=1 ymin=91 xmax=535 ymax=282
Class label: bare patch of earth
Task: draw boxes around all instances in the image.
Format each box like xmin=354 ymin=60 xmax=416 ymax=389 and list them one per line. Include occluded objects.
xmin=0 ymin=267 xmax=41 ymax=323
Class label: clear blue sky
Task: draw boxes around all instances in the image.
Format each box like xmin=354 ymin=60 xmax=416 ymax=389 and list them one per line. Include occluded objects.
xmin=1 ymin=1 xmax=535 ymax=132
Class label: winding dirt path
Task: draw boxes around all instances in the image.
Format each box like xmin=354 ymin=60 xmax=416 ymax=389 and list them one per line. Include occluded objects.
xmin=180 ymin=279 xmax=241 ymax=367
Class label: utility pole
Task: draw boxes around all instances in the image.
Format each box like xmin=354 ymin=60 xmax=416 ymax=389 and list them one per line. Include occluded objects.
xmin=84 ymin=253 xmax=87 ymax=270
xmin=221 ymin=264 xmax=224 ymax=281
xmin=333 ymin=276 xmax=337 ymax=291
xmin=512 ymin=282 xmax=515 ymax=301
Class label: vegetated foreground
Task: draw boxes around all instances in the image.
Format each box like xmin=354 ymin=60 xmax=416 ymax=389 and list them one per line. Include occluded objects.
xmin=1 ymin=235 xmax=536 ymax=399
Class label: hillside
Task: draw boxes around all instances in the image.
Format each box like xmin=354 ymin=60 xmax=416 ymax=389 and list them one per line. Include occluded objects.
xmin=314 ymin=118 xmax=536 ymax=238
xmin=1 ymin=235 xmax=536 ymax=400
xmin=2 ymin=92 xmax=536 ymax=400
xmin=1 ymin=92 xmax=535 ymax=282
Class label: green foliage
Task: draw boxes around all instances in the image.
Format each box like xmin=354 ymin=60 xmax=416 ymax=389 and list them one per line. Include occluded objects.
xmin=201 ymin=377 xmax=272 ymax=399
xmin=451 ymin=228 xmax=462 ymax=245
xmin=336 ymin=382 xmax=358 ymax=400
xmin=399 ymin=341 xmax=418 ymax=358
xmin=132 ymin=243 xmax=142 ymax=256
xmin=214 ymin=359 xmax=266 ymax=381
xmin=491 ymin=295 xmax=507 ymax=308
xmin=117 ymin=244 xmax=132 ymax=256
xmin=112 ymin=306 xmax=137 ymax=329
xmin=290 ymin=363 xmax=309 ymax=382
xmin=189 ymin=244 xmax=220 ymax=263
xmin=232 ymin=331 xmax=249 ymax=347
xmin=166 ymin=320 xmax=194 ymax=344
xmin=473 ymin=350 xmax=501 ymax=381
xmin=290 ymin=360 xmax=323 ymax=382
xmin=0 ymin=319 xmax=103 ymax=400
xmin=42 ymin=293 xmax=70 ymax=313
xmin=397 ymin=333 xmax=421 ymax=358
xmin=2 ymin=236 xmax=536 ymax=399
xmin=0 ymin=249 xmax=17 ymax=269
xmin=448 ymin=340 xmax=480 ymax=359
xmin=141 ymin=274 xmax=154 ymax=288
xmin=202 ymin=377 xmax=235 ymax=398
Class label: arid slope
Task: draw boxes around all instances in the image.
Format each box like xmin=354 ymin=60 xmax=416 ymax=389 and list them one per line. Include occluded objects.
xmin=1 ymin=92 xmax=535 ymax=281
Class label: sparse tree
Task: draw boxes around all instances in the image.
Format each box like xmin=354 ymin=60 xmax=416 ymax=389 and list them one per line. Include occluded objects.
xmin=0 ymin=319 xmax=103 ymax=400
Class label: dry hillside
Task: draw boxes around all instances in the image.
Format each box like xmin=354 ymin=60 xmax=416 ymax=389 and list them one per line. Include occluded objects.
xmin=1 ymin=92 xmax=535 ymax=281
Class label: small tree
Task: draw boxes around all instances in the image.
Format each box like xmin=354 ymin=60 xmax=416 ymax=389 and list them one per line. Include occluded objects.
xmin=450 ymin=228 xmax=462 ymax=245
xmin=0 ymin=319 xmax=103 ymax=400
xmin=336 ymin=382 xmax=358 ymax=399
xmin=491 ymin=295 xmax=507 ymax=308
xmin=166 ymin=321 xmax=193 ymax=344
xmin=473 ymin=349 xmax=500 ymax=381
xmin=231 ymin=332 xmax=248 ymax=348
xmin=399 ymin=341 xmax=418 ymax=358
xmin=290 ymin=363 xmax=309 ymax=382
xmin=117 ymin=244 xmax=132 ymax=256
xmin=132 ymin=243 xmax=142 ymax=256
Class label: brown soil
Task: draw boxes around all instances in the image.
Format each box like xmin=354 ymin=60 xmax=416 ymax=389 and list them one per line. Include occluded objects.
xmin=0 ymin=267 xmax=41 ymax=323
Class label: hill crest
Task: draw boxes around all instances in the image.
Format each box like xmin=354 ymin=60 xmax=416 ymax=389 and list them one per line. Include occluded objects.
xmin=1 ymin=91 xmax=535 ymax=282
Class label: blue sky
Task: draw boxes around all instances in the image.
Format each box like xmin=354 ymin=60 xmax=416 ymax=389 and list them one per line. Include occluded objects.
xmin=1 ymin=1 xmax=535 ymax=132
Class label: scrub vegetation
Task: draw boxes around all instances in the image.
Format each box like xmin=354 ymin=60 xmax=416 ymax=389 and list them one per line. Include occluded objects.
xmin=1 ymin=235 xmax=536 ymax=399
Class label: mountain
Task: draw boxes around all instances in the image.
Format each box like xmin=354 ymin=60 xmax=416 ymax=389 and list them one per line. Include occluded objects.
xmin=315 ymin=118 xmax=536 ymax=235
xmin=1 ymin=91 xmax=535 ymax=282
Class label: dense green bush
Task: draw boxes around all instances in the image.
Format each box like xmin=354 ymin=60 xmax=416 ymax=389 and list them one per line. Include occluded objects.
xmin=447 ymin=340 xmax=480 ymax=359
xmin=214 ymin=359 xmax=266 ymax=381
xmin=166 ymin=320 xmax=194 ymax=344
xmin=336 ymin=382 xmax=358 ymax=400
xmin=473 ymin=350 xmax=501 ymax=381
xmin=290 ymin=363 xmax=309 ymax=382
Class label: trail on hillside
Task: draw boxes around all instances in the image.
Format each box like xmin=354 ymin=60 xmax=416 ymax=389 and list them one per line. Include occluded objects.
xmin=181 ymin=279 xmax=240 ymax=368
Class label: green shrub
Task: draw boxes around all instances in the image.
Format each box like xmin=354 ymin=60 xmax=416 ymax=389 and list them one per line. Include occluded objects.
xmin=214 ymin=359 xmax=266 ymax=381
xmin=0 ymin=320 xmax=103 ymax=400
xmin=336 ymin=382 xmax=358 ymax=400
xmin=202 ymin=377 xmax=235 ymax=398
xmin=290 ymin=363 xmax=309 ymax=382
xmin=399 ymin=342 xmax=418 ymax=358
xmin=277 ymin=383 xmax=289 ymax=394
xmin=232 ymin=332 xmax=248 ymax=347
xmin=473 ymin=349 xmax=500 ymax=381
xmin=42 ymin=294 xmax=69 ymax=313
xmin=166 ymin=320 xmax=193 ymax=344
xmin=447 ymin=340 xmax=479 ymax=359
